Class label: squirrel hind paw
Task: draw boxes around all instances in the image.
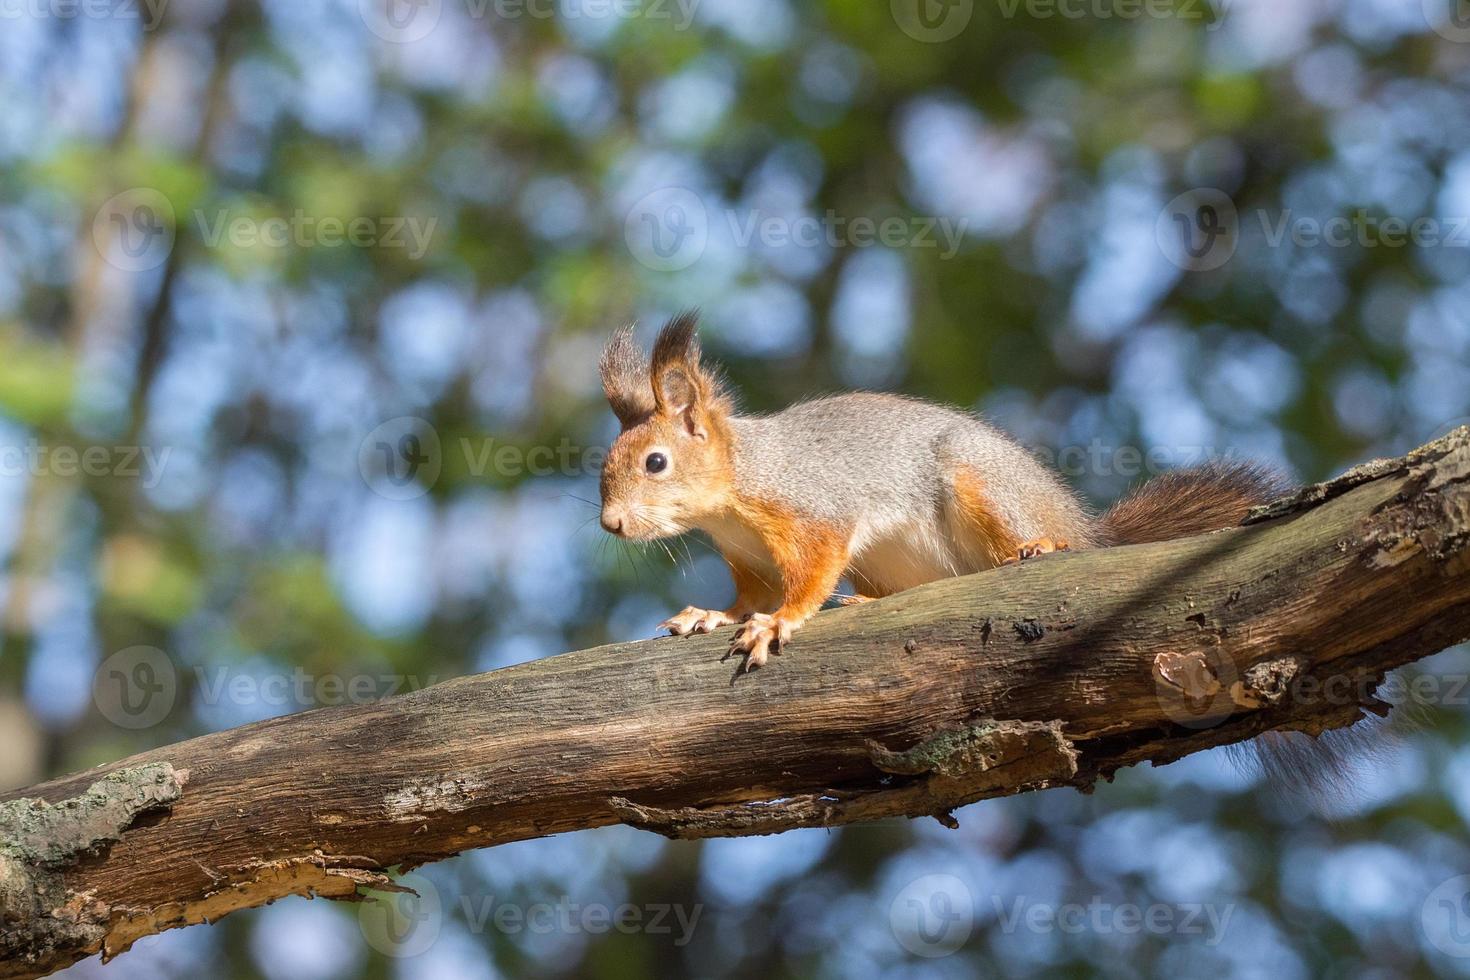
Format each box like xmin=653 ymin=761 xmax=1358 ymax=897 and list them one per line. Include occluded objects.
xmin=1002 ymin=537 xmax=1070 ymax=565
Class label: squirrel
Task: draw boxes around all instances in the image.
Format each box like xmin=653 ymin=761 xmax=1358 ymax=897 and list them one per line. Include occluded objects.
xmin=598 ymin=311 xmax=1289 ymax=671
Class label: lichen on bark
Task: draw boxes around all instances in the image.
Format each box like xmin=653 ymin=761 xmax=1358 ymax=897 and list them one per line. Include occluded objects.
xmin=1 ymin=762 xmax=187 ymax=969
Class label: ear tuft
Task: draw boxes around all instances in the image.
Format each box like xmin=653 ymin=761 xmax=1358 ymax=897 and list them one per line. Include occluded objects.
xmin=650 ymin=309 xmax=701 ymax=377
xmin=650 ymin=309 xmax=704 ymax=416
xmin=600 ymin=325 xmax=655 ymax=428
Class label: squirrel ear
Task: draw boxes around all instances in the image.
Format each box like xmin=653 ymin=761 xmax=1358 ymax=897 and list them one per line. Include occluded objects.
xmin=599 ymin=326 xmax=655 ymax=429
xmin=649 ymin=310 xmax=709 ymax=435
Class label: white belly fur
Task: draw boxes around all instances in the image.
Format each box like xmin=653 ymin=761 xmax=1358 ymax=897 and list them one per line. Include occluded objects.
xmin=700 ymin=515 xmax=962 ymax=601
xmin=846 ymin=520 xmax=960 ymax=597
xmin=700 ymin=514 xmax=779 ymax=579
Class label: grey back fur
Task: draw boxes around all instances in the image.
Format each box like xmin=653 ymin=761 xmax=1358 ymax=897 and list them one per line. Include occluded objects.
xmin=719 ymin=392 xmax=1099 ymax=556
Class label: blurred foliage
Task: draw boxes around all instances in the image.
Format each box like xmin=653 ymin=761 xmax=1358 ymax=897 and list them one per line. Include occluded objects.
xmin=1 ymin=0 xmax=1469 ymax=977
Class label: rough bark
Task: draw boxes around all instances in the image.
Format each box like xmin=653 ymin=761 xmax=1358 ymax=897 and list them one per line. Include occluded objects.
xmin=3 ymin=428 xmax=1470 ymax=978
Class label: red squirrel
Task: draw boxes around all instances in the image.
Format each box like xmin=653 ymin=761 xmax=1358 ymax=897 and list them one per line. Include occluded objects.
xmin=598 ymin=311 xmax=1287 ymax=670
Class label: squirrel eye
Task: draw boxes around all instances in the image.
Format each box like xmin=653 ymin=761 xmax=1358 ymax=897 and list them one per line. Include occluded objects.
xmin=645 ymin=452 xmax=668 ymax=474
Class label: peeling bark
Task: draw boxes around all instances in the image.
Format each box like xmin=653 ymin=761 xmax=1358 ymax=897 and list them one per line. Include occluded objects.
xmin=3 ymin=428 xmax=1470 ymax=978
xmin=1 ymin=764 xmax=187 ymax=971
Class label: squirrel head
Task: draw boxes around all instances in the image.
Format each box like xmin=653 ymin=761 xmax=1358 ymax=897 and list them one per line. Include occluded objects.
xmin=598 ymin=311 xmax=733 ymax=540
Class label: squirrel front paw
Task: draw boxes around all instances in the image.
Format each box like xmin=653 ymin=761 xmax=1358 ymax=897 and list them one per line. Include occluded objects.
xmin=730 ymin=613 xmax=793 ymax=671
xmin=659 ymin=606 xmax=739 ymax=636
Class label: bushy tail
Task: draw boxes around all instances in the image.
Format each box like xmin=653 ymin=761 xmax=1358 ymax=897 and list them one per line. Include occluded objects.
xmin=1226 ymin=724 xmax=1401 ymax=816
xmin=1100 ymin=460 xmax=1292 ymax=546
xmin=1105 ymin=459 xmax=1405 ymax=814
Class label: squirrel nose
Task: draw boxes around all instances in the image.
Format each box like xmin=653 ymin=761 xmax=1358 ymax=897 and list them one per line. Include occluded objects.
xmin=601 ymin=508 xmax=625 ymax=535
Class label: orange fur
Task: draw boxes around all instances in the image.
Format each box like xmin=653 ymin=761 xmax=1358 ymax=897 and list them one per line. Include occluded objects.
xmin=599 ymin=321 xmax=738 ymax=540
xmin=949 ymin=468 xmax=1023 ymax=569
xmin=730 ymin=495 xmax=850 ymax=625
xmin=726 ymin=556 xmax=779 ymax=617
xmin=607 ymin=314 xmax=1293 ymax=671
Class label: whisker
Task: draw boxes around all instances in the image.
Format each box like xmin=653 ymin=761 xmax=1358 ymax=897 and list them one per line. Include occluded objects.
xmin=559 ymin=492 xmax=601 ymax=509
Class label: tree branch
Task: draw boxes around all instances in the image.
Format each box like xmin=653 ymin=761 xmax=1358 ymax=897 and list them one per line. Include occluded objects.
xmin=4 ymin=428 xmax=1470 ymax=978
